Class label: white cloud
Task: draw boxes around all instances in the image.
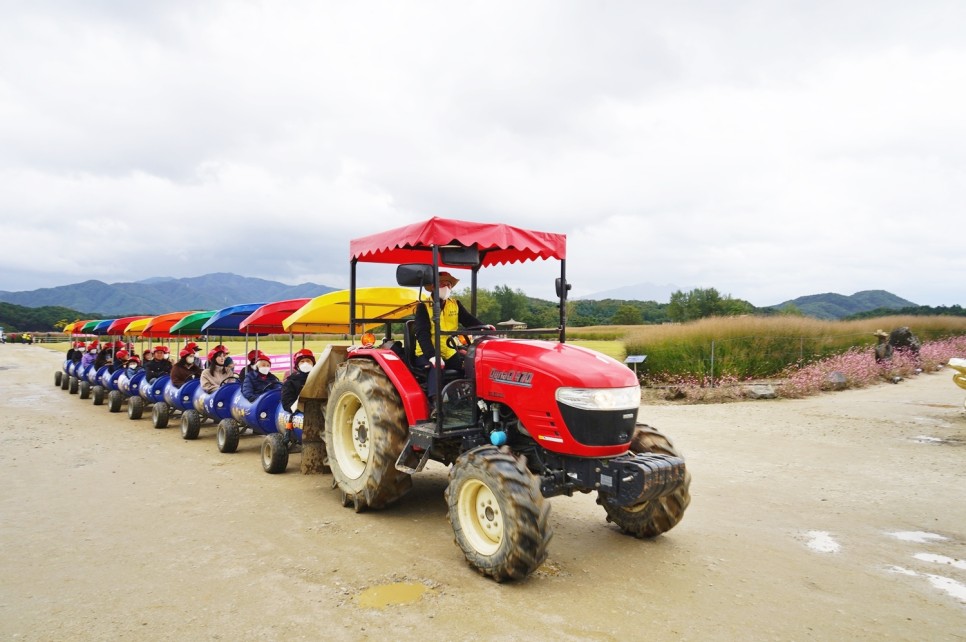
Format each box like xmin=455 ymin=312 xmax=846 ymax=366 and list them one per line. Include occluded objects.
xmin=0 ymin=0 xmax=964 ymax=307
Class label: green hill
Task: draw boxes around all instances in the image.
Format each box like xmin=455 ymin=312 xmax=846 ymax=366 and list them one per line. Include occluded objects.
xmin=769 ymin=290 xmax=917 ymax=319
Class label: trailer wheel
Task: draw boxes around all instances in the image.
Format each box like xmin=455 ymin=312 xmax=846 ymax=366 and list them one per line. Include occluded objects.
xmin=69 ymin=377 xmax=79 ymax=394
xmin=108 ymin=390 xmax=123 ymax=413
xmin=217 ymin=419 xmax=240 ymax=453
xmin=54 ymin=371 xmax=63 ymax=387
xmin=128 ymin=396 xmax=144 ymax=420
xmin=261 ymin=433 xmax=289 ymax=474
xmin=61 ymin=374 xmax=70 ymax=390
xmin=91 ymin=385 xmax=104 ymax=406
xmin=152 ymin=403 xmax=169 ymax=429
xmin=324 ymin=360 xmax=411 ymax=511
xmin=597 ymin=424 xmax=691 ymax=538
xmin=446 ymin=445 xmax=551 ymax=582
xmin=79 ymin=381 xmax=91 ymax=400
xmin=181 ymin=410 xmax=201 ymax=440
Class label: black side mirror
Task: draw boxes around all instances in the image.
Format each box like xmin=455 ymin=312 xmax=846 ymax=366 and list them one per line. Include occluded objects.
xmin=440 ymin=245 xmax=480 ymax=267
xmin=396 ymin=264 xmax=434 ymax=288
xmin=555 ymin=277 xmax=571 ymax=299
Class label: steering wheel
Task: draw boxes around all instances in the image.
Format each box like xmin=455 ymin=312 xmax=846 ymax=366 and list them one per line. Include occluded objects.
xmin=221 ymin=375 xmax=240 ymax=387
xmin=446 ymin=325 xmax=494 ymax=351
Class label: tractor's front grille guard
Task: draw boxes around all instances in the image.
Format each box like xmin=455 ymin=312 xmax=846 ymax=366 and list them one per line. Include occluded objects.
xmin=539 ymin=451 xmax=686 ymax=506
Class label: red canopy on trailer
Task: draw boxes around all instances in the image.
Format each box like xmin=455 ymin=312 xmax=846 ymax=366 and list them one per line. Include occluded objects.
xmin=349 ymin=217 xmax=566 ymax=267
xmin=238 ymin=298 xmax=311 ymax=334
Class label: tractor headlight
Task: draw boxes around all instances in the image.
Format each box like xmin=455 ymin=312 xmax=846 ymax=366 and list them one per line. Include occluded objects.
xmin=555 ymin=386 xmax=641 ymax=411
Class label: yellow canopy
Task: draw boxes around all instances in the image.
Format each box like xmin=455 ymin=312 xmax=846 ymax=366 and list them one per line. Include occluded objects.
xmin=283 ymin=287 xmax=419 ymax=334
xmin=122 ymin=317 xmax=155 ymax=336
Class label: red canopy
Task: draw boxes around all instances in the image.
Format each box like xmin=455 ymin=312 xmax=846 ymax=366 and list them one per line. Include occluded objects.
xmin=349 ymin=217 xmax=566 ymax=266
xmin=140 ymin=311 xmax=200 ymax=338
xmin=105 ymin=316 xmax=151 ymax=335
xmin=238 ymin=298 xmax=311 ymax=334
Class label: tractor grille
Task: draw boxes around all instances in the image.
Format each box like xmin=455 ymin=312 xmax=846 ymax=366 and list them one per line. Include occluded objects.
xmin=556 ymin=403 xmax=637 ymax=447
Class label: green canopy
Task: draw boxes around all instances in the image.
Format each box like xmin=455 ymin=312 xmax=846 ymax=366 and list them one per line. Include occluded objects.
xmin=169 ymin=310 xmax=218 ymax=335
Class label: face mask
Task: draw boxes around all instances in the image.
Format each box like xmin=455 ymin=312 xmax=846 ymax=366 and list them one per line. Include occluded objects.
xmin=298 ymin=362 xmax=312 ymax=373
xmin=258 ymin=366 xmax=270 ymax=375
xmin=186 ymin=356 xmax=195 ymax=364
xmin=437 ymin=286 xmax=451 ymax=300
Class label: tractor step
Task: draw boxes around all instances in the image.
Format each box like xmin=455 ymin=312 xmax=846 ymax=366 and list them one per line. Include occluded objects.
xmin=394 ymin=424 xmax=437 ymax=474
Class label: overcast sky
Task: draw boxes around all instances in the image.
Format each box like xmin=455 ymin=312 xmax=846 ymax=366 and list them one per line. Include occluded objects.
xmin=1 ymin=0 xmax=964 ymax=307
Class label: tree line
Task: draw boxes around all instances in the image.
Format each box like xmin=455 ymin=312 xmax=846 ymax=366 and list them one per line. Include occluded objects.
xmin=6 ymin=289 xmax=956 ymax=333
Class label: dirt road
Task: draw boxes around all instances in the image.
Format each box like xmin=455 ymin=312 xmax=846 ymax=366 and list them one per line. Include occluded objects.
xmin=1 ymin=344 xmax=964 ymax=640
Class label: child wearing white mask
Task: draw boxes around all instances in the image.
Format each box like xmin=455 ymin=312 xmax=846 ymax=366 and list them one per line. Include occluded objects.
xmin=281 ymin=349 xmax=315 ymax=413
xmin=241 ymin=352 xmax=281 ymax=401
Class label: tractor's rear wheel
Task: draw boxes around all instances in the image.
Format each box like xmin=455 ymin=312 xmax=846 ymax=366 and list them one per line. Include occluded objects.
xmin=79 ymin=381 xmax=91 ymax=400
xmin=152 ymin=403 xmax=169 ymax=429
xmin=446 ymin=445 xmax=551 ymax=582
xmin=217 ymin=419 xmax=239 ymax=453
xmin=181 ymin=410 xmax=201 ymax=440
xmin=54 ymin=371 xmax=62 ymax=387
xmin=128 ymin=396 xmax=144 ymax=420
xmin=91 ymin=385 xmax=104 ymax=406
xmin=262 ymin=433 xmax=289 ymax=474
xmin=598 ymin=423 xmax=691 ymax=538
xmin=324 ymin=359 xmax=411 ymax=511
xmin=108 ymin=390 xmax=123 ymax=413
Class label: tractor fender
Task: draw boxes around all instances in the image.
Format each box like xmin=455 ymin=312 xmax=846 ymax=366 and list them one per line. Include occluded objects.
xmin=345 ymin=349 xmax=430 ymax=425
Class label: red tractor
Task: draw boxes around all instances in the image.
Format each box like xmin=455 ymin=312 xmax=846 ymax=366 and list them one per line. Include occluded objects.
xmin=302 ymin=217 xmax=690 ymax=581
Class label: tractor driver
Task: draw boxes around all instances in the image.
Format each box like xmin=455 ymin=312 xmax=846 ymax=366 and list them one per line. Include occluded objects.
xmin=413 ymin=271 xmax=493 ymax=403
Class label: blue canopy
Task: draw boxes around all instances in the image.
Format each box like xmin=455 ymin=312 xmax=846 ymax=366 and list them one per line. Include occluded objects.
xmin=200 ymin=302 xmax=267 ymax=336
xmin=91 ymin=319 xmax=117 ymax=335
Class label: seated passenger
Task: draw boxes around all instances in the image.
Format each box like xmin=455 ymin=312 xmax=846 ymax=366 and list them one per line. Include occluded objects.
xmin=241 ymin=352 xmax=280 ymax=401
xmin=80 ymin=341 xmax=99 ymax=369
xmin=281 ymin=349 xmax=315 ymax=412
xmin=237 ymin=349 xmax=258 ymax=388
xmin=170 ymin=348 xmax=203 ymax=388
xmin=122 ymin=353 xmax=142 ymax=376
xmin=67 ymin=341 xmax=85 ymax=363
xmin=144 ymin=346 xmax=172 ymax=382
xmin=109 ymin=349 xmax=128 ymax=374
xmin=94 ymin=346 xmax=114 ymax=369
xmin=200 ymin=345 xmax=235 ymax=393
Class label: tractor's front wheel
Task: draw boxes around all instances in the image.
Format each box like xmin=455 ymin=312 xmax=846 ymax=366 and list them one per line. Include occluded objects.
xmin=597 ymin=424 xmax=691 ymax=538
xmin=446 ymin=445 xmax=551 ymax=582
xmin=324 ymin=360 xmax=411 ymax=511
xmin=261 ymin=433 xmax=289 ymax=474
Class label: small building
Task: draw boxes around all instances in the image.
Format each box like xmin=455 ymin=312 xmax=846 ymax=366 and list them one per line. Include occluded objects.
xmin=497 ymin=319 xmax=527 ymax=333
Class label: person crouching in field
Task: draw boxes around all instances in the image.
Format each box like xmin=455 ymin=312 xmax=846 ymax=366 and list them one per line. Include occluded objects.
xmin=170 ymin=348 xmax=202 ymax=388
xmin=201 ymin=346 xmax=235 ymax=393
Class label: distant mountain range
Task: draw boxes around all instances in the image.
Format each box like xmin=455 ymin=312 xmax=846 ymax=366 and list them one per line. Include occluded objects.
xmin=0 ymin=272 xmax=919 ymax=322
xmin=767 ymin=290 xmax=917 ymax=319
xmin=0 ymin=273 xmax=337 ymax=316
